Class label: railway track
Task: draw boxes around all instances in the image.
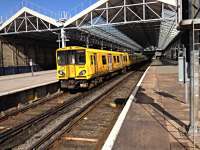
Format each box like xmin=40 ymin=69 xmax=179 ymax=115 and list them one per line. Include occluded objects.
xmin=0 ymin=64 xmax=148 ymax=149
xmin=0 ymin=91 xmax=82 ymax=149
xmin=48 ymin=65 xmax=148 ymax=150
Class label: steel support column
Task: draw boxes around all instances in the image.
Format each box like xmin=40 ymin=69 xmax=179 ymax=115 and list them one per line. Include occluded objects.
xmin=183 ymin=46 xmax=190 ymax=104
xmin=0 ymin=39 xmax=3 ymax=67
xmin=179 ymin=0 xmax=200 ymax=134
xmin=188 ymin=0 xmax=199 ymax=133
xmin=86 ymin=35 xmax=90 ymax=48
xmin=189 ymin=20 xmax=200 ymax=133
xmin=61 ymin=28 xmax=66 ymax=48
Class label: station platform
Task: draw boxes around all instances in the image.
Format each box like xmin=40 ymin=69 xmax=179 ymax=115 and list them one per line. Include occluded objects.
xmin=0 ymin=70 xmax=58 ymax=97
xmin=104 ymin=60 xmax=200 ymax=150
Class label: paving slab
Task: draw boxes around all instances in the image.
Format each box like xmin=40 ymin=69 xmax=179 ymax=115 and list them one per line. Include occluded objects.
xmin=0 ymin=70 xmax=58 ymax=96
xmin=112 ymin=60 xmax=199 ymax=150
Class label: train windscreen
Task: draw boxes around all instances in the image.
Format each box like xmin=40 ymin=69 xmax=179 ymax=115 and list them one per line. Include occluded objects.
xmin=57 ymin=50 xmax=85 ymax=65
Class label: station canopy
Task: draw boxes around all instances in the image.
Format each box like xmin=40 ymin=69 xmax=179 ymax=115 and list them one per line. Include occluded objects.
xmin=0 ymin=0 xmax=178 ymax=50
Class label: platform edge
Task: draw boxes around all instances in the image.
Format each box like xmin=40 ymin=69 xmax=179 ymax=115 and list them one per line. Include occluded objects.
xmin=101 ymin=65 xmax=151 ymax=150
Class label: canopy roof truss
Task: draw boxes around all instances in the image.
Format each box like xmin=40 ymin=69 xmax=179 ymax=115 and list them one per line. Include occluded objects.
xmin=64 ymin=0 xmax=177 ymax=29
xmin=0 ymin=0 xmax=178 ymax=50
xmin=0 ymin=7 xmax=62 ymax=35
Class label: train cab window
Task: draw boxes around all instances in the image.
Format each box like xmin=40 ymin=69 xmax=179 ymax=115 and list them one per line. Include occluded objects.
xmin=91 ymin=55 xmax=94 ymax=65
xmin=68 ymin=54 xmax=76 ymax=64
xmin=75 ymin=50 xmax=85 ymax=65
xmin=102 ymin=55 xmax=107 ymax=65
xmin=57 ymin=51 xmax=67 ymax=66
xmin=57 ymin=50 xmax=85 ymax=65
xmin=117 ymin=56 xmax=120 ymax=63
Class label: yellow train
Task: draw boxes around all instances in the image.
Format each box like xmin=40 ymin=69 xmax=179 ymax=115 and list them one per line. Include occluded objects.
xmin=56 ymin=46 xmax=147 ymax=89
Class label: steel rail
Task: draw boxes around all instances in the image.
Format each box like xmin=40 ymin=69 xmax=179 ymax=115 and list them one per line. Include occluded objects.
xmin=0 ymin=67 xmax=136 ymax=148
xmin=27 ymin=70 xmax=136 ymax=150
xmin=0 ymin=92 xmax=63 ymax=122
xmin=0 ymin=92 xmax=86 ymax=145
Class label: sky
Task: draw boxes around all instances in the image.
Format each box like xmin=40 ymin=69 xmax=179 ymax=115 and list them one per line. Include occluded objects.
xmin=0 ymin=0 xmax=96 ymax=20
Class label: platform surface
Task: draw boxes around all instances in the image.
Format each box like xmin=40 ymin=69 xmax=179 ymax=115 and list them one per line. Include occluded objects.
xmin=112 ymin=61 xmax=200 ymax=150
xmin=0 ymin=70 xmax=58 ymax=96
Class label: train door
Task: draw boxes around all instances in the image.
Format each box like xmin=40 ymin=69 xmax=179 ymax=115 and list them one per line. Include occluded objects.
xmin=90 ymin=54 xmax=95 ymax=76
xmin=68 ymin=51 xmax=76 ymax=78
xmin=120 ymin=54 xmax=123 ymax=67
xmin=94 ymin=53 xmax=98 ymax=74
xmin=108 ymin=54 xmax=112 ymax=72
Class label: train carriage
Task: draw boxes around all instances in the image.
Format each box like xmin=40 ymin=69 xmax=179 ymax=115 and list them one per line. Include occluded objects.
xmin=56 ymin=46 xmax=145 ymax=89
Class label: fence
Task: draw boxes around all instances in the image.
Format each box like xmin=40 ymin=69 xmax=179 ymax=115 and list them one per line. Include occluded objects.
xmin=0 ymin=65 xmax=41 ymax=76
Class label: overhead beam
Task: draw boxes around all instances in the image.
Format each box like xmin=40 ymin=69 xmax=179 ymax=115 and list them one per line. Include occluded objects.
xmin=64 ymin=0 xmax=176 ymax=29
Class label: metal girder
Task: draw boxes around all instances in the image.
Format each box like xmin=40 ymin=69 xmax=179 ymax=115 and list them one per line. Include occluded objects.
xmin=0 ymin=0 xmax=178 ymax=51
xmin=0 ymin=7 xmax=61 ymax=35
xmin=82 ymin=26 xmax=139 ymax=49
xmin=63 ymin=27 xmax=140 ymax=51
xmin=1 ymin=12 xmax=57 ymax=35
xmin=158 ymin=8 xmax=179 ymax=50
xmin=64 ymin=0 xmax=177 ymax=29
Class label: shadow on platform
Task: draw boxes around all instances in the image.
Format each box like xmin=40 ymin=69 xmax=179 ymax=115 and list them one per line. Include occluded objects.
xmin=154 ymin=90 xmax=185 ymax=104
xmin=150 ymin=59 xmax=178 ymax=66
xmin=136 ymin=89 xmax=187 ymax=129
xmin=136 ymin=89 xmax=196 ymax=149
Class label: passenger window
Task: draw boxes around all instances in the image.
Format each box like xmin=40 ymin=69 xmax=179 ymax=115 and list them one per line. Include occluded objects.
xmin=91 ymin=55 xmax=93 ymax=65
xmin=94 ymin=55 xmax=97 ymax=65
xmin=113 ymin=56 xmax=116 ymax=63
xmin=117 ymin=56 xmax=119 ymax=63
xmin=102 ymin=56 xmax=107 ymax=65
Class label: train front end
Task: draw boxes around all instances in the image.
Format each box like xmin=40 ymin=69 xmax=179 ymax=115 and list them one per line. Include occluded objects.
xmin=56 ymin=47 xmax=88 ymax=89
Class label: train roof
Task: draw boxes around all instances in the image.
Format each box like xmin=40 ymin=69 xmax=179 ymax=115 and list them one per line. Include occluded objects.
xmin=57 ymin=46 xmax=129 ymax=55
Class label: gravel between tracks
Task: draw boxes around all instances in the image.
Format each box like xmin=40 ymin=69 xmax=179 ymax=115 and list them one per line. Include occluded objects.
xmin=50 ymin=66 xmax=147 ymax=150
xmin=14 ymin=71 xmax=134 ymax=150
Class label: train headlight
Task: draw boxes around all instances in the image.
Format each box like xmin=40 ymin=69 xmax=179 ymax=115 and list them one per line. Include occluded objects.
xmin=79 ymin=70 xmax=86 ymax=76
xmin=58 ymin=70 xmax=65 ymax=76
